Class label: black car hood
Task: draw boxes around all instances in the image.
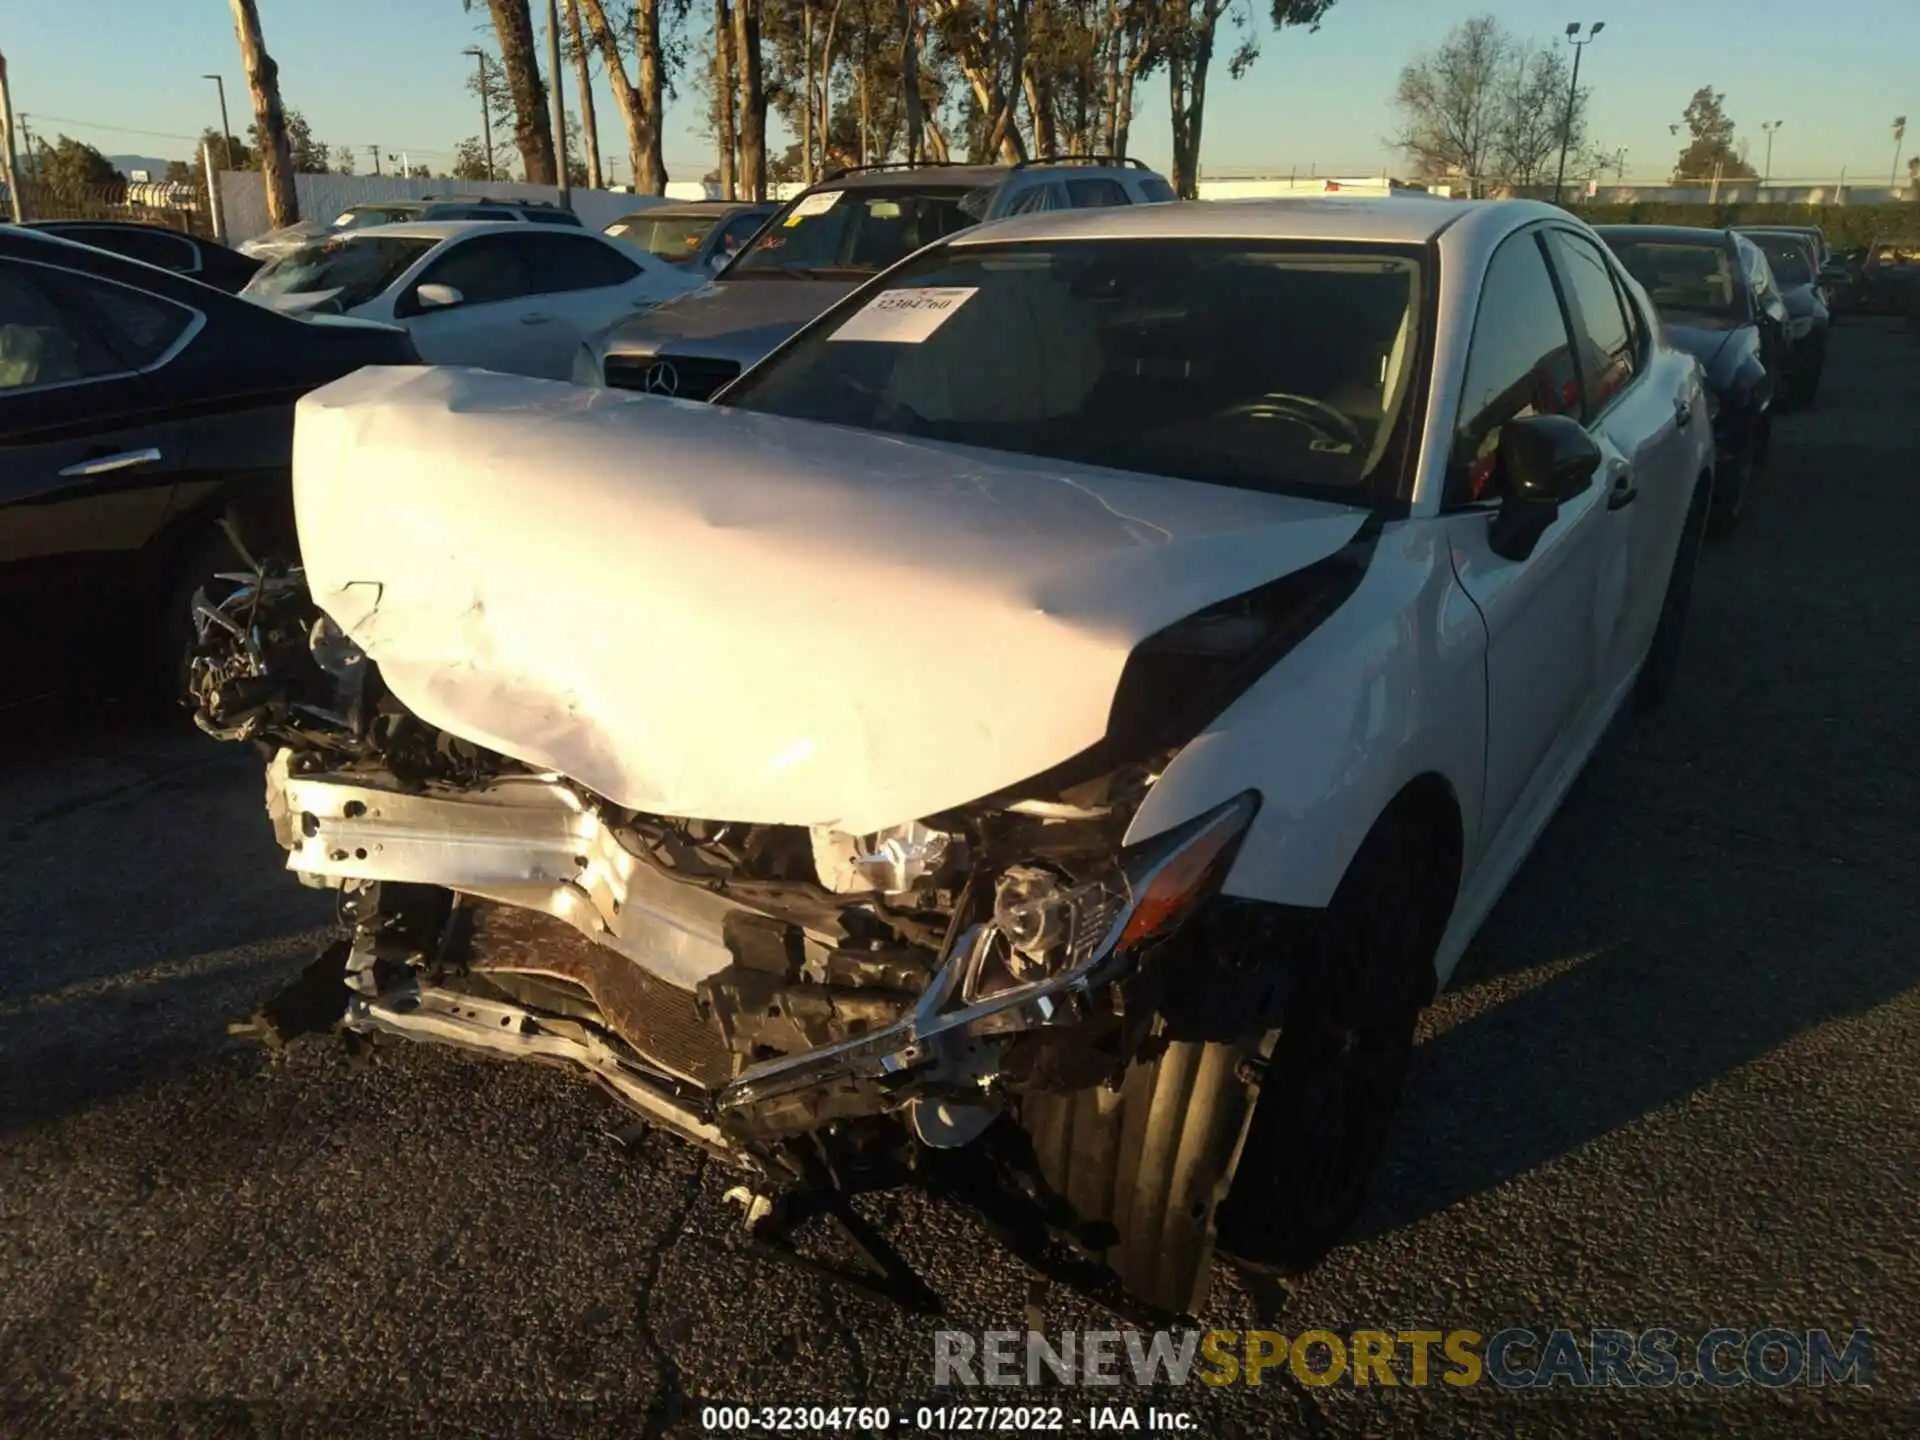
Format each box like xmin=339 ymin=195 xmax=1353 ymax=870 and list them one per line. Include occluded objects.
xmin=1779 ymin=284 xmax=1817 ymax=319
xmin=1662 ymin=319 xmax=1739 ymax=374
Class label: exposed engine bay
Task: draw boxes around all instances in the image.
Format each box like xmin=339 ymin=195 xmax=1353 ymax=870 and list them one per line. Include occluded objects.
xmin=197 ymin=556 xmax=1275 ymax=1085
xmin=185 ymin=520 xmax=1366 ymax=1316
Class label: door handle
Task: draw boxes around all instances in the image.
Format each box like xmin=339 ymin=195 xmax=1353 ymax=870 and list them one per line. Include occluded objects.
xmin=1673 ymin=397 xmax=1692 ymax=428
xmin=1607 ymin=471 xmax=1639 ymax=511
xmin=57 ymin=446 xmax=162 ymax=478
xmin=520 ymin=313 xmax=554 ymax=325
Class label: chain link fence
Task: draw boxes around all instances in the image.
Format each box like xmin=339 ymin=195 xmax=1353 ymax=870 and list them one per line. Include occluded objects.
xmin=6 ymin=178 xmax=215 ymax=236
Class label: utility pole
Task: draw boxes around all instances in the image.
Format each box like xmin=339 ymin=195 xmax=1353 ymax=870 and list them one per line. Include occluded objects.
xmin=16 ymin=110 xmax=35 ymax=180
xmin=1552 ymin=21 xmax=1605 ymax=206
xmin=1760 ymin=120 xmax=1782 ymax=188
xmin=0 ymin=51 xmax=23 ymax=223
xmin=464 ymin=48 xmax=496 ymax=181
xmin=366 ymin=145 xmax=381 ymax=176
xmin=202 ymin=74 xmax=236 ymax=170
xmin=544 ymin=0 xmax=570 ymax=207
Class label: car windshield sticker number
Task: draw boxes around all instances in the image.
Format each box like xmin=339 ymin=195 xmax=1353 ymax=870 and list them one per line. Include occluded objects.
xmin=784 ymin=190 xmax=844 ymax=226
xmin=829 ymin=287 xmax=979 ymax=344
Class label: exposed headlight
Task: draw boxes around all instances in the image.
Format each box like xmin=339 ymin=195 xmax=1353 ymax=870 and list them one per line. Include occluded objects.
xmin=1789 ymin=316 xmax=1813 ymax=339
xmin=1705 ymin=389 xmax=1721 ymax=422
xmin=962 ymin=793 xmax=1258 ymax=1002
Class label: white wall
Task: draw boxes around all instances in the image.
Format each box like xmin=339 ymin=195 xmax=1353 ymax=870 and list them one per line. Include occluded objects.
xmin=217 ymin=171 xmax=814 ymax=242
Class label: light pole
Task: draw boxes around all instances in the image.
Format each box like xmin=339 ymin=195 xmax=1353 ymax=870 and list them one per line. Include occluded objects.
xmin=463 ymin=47 xmax=495 ymax=181
xmin=201 ymin=74 xmax=235 ymax=171
xmin=1760 ymin=120 xmax=1783 ymax=187
xmin=1552 ymin=21 xmax=1605 ymax=206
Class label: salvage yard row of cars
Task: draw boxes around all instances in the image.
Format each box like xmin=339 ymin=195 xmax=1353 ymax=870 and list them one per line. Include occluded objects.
xmin=0 ymin=166 xmax=1905 ymax=1318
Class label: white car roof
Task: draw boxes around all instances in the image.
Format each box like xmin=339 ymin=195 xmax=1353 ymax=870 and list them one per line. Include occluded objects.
xmin=951 ymin=196 xmax=1569 ymax=252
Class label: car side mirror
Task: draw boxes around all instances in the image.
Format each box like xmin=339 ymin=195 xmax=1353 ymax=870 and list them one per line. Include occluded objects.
xmin=1486 ymin=413 xmax=1602 ymax=562
xmin=414 ymin=283 xmax=463 ymax=310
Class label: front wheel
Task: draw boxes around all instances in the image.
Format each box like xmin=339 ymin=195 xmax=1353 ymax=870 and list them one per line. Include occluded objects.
xmin=1213 ymin=807 xmax=1451 ymax=1277
xmin=1018 ymin=1038 xmax=1262 ymax=1317
xmin=1707 ymin=424 xmax=1760 ymax=538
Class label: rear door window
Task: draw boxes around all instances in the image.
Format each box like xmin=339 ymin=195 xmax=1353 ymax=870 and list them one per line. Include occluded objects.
xmin=1006 ymin=183 xmax=1065 ymax=216
xmin=58 ymin=225 xmax=200 ymax=273
xmin=518 ymin=233 xmax=642 ymax=293
xmin=1545 ymin=230 xmax=1639 ymax=417
xmin=0 ymin=262 xmax=192 ymax=390
xmin=1066 ymin=178 xmax=1131 ymax=208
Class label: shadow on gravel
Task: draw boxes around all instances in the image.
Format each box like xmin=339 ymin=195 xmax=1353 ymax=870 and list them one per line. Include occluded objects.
xmin=0 ymin=933 xmax=325 ymax=1142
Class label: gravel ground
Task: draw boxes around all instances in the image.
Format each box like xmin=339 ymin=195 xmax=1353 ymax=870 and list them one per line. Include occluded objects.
xmin=3 ymin=321 xmax=1917 ymax=1439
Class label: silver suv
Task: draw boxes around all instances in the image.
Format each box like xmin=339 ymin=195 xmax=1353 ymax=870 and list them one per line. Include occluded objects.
xmin=417 ymin=197 xmax=583 ymax=227
xmin=577 ymin=158 xmax=1176 ymax=401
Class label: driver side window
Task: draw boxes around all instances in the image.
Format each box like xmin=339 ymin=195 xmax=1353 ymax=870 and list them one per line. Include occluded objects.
xmin=1448 ymin=231 xmax=1582 ymax=507
xmin=406 ymin=235 xmax=536 ymax=312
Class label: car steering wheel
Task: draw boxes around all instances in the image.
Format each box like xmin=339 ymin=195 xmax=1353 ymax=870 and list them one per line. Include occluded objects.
xmin=1215 ymin=393 xmax=1365 ymax=453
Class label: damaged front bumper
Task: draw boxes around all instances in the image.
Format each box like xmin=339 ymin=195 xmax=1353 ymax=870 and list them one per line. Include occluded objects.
xmin=272 ymin=758 xmax=1258 ymax=1176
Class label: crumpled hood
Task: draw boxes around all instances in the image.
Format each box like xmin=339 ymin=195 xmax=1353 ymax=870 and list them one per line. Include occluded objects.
xmin=599 ymin=276 xmax=862 ymax=361
xmin=292 ymin=366 xmax=1370 ymax=832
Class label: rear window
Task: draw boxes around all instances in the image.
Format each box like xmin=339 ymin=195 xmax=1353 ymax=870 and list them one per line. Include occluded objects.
xmin=52 ymin=225 xmax=198 ymax=272
xmin=247 ymin=235 xmax=437 ymax=310
xmin=1138 ymin=177 xmax=1178 ymax=204
xmin=726 ymin=238 xmax=1423 ymax=505
xmin=1747 ymin=234 xmax=1813 ymax=286
xmin=1605 ymin=239 xmax=1743 ymax=322
xmin=609 ymin=213 xmax=721 ymax=261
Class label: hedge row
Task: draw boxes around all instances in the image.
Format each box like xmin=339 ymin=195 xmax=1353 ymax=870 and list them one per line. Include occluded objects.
xmin=1562 ymin=201 xmax=1920 ymax=250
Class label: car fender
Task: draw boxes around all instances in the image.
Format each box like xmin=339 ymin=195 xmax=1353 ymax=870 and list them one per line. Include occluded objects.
xmin=1123 ymin=518 xmax=1487 ymax=914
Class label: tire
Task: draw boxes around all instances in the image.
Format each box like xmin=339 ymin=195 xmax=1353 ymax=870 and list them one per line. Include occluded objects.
xmin=1019 ymin=1037 xmax=1262 ymax=1317
xmin=1211 ymin=805 xmax=1453 ymax=1278
xmin=1795 ymin=359 xmax=1823 ymax=408
xmin=1634 ymin=476 xmax=1710 ymax=712
xmin=1707 ymin=427 xmax=1757 ymax=538
xmin=150 ymin=526 xmax=247 ymax=714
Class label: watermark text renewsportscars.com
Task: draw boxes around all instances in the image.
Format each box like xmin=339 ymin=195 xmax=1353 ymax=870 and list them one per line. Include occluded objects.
xmin=933 ymin=1327 xmax=1874 ymax=1390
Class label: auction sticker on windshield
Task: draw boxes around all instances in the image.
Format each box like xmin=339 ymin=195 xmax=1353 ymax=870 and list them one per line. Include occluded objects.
xmin=829 ymin=287 xmax=978 ymax=344
xmin=784 ymin=189 xmax=844 ymax=225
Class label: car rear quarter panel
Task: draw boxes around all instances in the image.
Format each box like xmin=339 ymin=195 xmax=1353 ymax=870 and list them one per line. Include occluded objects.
xmin=1123 ymin=520 xmax=1486 ymax=913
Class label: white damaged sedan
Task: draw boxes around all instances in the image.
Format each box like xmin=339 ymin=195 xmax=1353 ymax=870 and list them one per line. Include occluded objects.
xmin=188 ymin=197 xmax=1711 ymax=1317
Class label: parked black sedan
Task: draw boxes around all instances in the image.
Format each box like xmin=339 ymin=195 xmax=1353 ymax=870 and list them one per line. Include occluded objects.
xmin=1733 ymin=227 xmax=1829 ymax=405
xmin=1598 ymin=225 xmax=1787 ymax=535
xmin=22 ymin=219 xmax=264 ymax=293
xmin=1 ymin=225 xmax=417 ymax=709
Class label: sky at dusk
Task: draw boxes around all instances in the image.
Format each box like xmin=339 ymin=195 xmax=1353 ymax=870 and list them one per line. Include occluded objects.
xmin=4 ymin=0 xmax=1915 ymax=186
